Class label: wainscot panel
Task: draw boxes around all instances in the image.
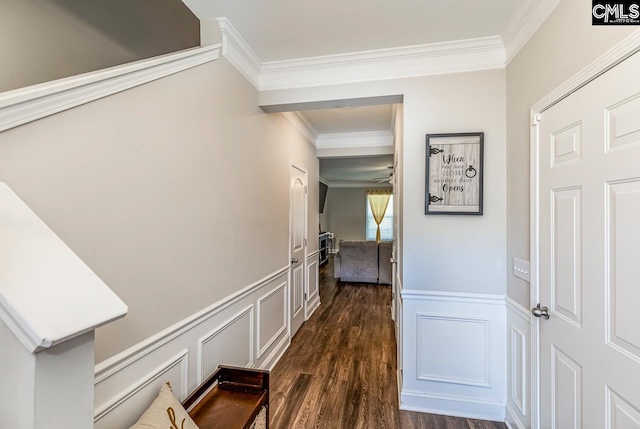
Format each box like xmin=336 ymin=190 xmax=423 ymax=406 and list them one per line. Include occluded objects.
xmin=257 ymin=283 xmax=287 ymax=359
xmin=306 ymin=251 xmax=321 ymax=319
xmin=400 ymin=290 xmax=507 ymax=422
xmin=94 ymin=266 xmax=290 ymax=429
xmin=505 ymin=297 xmax=531 ymax=429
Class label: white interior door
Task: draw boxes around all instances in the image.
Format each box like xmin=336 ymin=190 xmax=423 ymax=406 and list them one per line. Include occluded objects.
xmin=290 ymin=164 xmax=307 ymax=338
xmin=536 ymin=52 xmax=640 ymax=428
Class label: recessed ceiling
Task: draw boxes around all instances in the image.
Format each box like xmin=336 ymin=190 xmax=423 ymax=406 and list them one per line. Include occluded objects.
xmin=302 ymin=105 xmax=393 ymax=134
xmin=183 ymin=0 xmax=524 ymax=61
xmin=320 ymin=155 xmax=394 ymax=185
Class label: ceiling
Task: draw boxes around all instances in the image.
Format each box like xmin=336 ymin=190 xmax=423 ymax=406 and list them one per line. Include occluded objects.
xmin=320 ymin=155 xmax=394 ymax=186
xmin=181 ymin=1 xmax=523 ymax=186
xmin=184 ymin=0 xmax=524 ymax=62
xmin=302 ymin=104 xmax=393 ymax=134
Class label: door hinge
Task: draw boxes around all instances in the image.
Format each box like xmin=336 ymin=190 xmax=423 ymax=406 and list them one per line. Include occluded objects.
xmin=304 ymin=185 xmax=308 ymax=194
xmin=304 ymin=292 xmax=308 ymax=301
xmin=304 ymin=238 xmax=307 ymax=246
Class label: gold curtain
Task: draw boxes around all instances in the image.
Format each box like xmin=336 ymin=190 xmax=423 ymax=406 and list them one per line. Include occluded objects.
xmin=367 ymin=190 xmax=392 ymax=243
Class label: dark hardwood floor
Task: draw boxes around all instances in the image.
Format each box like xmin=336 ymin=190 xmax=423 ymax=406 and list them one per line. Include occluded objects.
xmin=270 ymin=256 xmax=506 ymax=429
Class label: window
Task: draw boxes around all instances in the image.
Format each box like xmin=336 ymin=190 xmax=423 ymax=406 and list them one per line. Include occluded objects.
xmin=366 ymin=195 xmax=393 ymax=241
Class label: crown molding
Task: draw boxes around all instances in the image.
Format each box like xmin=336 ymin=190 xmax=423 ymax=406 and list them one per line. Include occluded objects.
xmin=216 ymin=17 xmax=262 ymax=89
xmin=259 ymin=36 xmax=505 ymax=90
xmin=316 ymin=130 xmax=394 ymax=149
xmin=502 ymin=0 xmax=562 ymax=65
xmin=281 ymin=111 xmax=318 ymax=146
xmin=323 ymin=181 xmax=393 ymax=189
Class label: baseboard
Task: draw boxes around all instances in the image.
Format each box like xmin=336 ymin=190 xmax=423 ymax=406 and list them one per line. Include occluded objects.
xmin=306 ymin=297 xmax=321 ymax=319
xmin=94 ymin=266 xmax=290 ymax=429
xmin=505 ymin=403 xmax=527 ymax=429
xmin=400 ymin=389 xmax=506 ymax=422
xmin=261 ymin=333 xmax=291 ymax=371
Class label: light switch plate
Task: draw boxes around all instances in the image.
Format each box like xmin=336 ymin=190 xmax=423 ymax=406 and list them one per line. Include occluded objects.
xmin=513 ymin=257 xmax=531 ymax=282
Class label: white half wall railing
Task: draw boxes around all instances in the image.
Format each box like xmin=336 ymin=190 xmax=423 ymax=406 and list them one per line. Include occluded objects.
xmin=0 ymin=182 xmax=128 ymax=429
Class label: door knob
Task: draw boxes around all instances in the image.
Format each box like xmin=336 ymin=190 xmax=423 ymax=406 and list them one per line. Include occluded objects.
xmin=531 ymin=303 xmax=550 ymax=319
xmin=291 ymin=258 xmax=299 ymax=263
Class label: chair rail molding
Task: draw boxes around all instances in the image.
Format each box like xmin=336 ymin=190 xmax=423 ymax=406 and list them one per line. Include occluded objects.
xmin=93 ymin=265 xmax=291 ymax=429
xmin=0 ymin=45 xmax=220 ymax=133
xmin=401 ymin=290 xmax=506 ymax=422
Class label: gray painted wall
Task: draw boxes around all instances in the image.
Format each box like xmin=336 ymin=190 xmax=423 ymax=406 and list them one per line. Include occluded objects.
xmin=325 ymin=186 xmax=392 ymax=248
xmin=505 ymin=0 xmax=636 ymax=306
xmin=0 ymin=57 xmax=319 ymax=362
xmin=1 ymin=0 xmax=200 ymax=92
xmin=326 ymin=188 xmax=367 ymax=246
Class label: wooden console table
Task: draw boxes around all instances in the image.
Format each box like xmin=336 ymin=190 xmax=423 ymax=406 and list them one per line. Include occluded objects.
xmin=183 ymin=365 xmax=269 ymax=429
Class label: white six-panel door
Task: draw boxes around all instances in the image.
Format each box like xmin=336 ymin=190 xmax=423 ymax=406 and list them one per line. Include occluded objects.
xmin=536 ymin=51 xmax=640 ymax=428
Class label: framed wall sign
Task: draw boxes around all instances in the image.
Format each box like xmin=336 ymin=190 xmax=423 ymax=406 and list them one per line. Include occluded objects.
xmin=425 ymin=132 xmax=484 ymax=215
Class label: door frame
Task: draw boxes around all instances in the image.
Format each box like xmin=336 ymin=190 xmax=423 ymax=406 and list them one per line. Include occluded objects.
xmin=288 ymin=161 xmax=309 ymax=339
xmin=528 ymin=32 xmax=640 ymax=429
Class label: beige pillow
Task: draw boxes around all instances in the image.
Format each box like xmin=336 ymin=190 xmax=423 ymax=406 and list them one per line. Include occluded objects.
xmin=130 ymin=382 xmax=200 ymax=429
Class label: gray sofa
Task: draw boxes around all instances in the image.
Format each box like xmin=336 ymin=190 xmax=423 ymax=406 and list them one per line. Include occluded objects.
xmin=334 ymin=240 xmax=393 ymax=284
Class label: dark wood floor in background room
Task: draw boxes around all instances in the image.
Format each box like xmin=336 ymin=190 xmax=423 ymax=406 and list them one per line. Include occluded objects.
xmin=270 ymin=256 xmax=506 ymax=429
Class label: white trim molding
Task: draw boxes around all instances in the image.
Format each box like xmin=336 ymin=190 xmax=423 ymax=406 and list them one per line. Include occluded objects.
xmin=506 ymin=296 xmax=531 ymax=321
xmin=316 ymin=130 xmax=394 ymax=150
xmin=260 ymin=36 xmax=505 ymax=90
xmin=282 ymin=111 xmax=318 ymax=146
xmin=212 ymin=17 xmax=506 ymax=91
xmin=94 ymin=350 xmax=190 ymax=423
xmin=305 ymin=252 xmax=321 ymax=320
xmin=401 ymin=290 xmax=506 ymax=306
xmin=196 ymin=306 xmax=255 ymax=383
xmin=216 ymin=18 xmax=261 ymax=89
xmin=501 ymin=0 xmax=562 ymax=65
xmin=401 ymin=390 xmax=506 ymax=422
xmin=0 ymin=45 xmax=220 ymax=133
xmin=256 ymin=282 xmax=287 ymax=359
xmin=531 ymin=31 xmax=640 ymax=113
xmin=506 ymin=403 xmax=527 ymax=429
xmin=401 ymin=290 xmax=506 ymax=422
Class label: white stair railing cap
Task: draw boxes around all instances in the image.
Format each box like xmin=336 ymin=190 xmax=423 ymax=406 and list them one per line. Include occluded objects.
xmin=0 ymin=182 xmax=128 ymax=353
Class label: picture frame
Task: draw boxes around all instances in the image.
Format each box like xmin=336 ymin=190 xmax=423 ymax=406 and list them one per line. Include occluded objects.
xmin=425 ymin=132 xmax=484 ymax=215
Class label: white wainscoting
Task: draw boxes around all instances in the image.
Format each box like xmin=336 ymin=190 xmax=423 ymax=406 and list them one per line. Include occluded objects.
xmin=400 ymin=290 xmax=507 ymax=422
xmin=505 ymin=297 xmax=531 ymax=429
xmin=93 ymin=266 xmax=291 ymax=429
xmin=306 ymin=251 xmax=321 ymax=319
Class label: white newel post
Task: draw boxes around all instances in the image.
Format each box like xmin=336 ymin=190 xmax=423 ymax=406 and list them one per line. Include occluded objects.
xmin=0 ymin=183 xmax=128 ymax=429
